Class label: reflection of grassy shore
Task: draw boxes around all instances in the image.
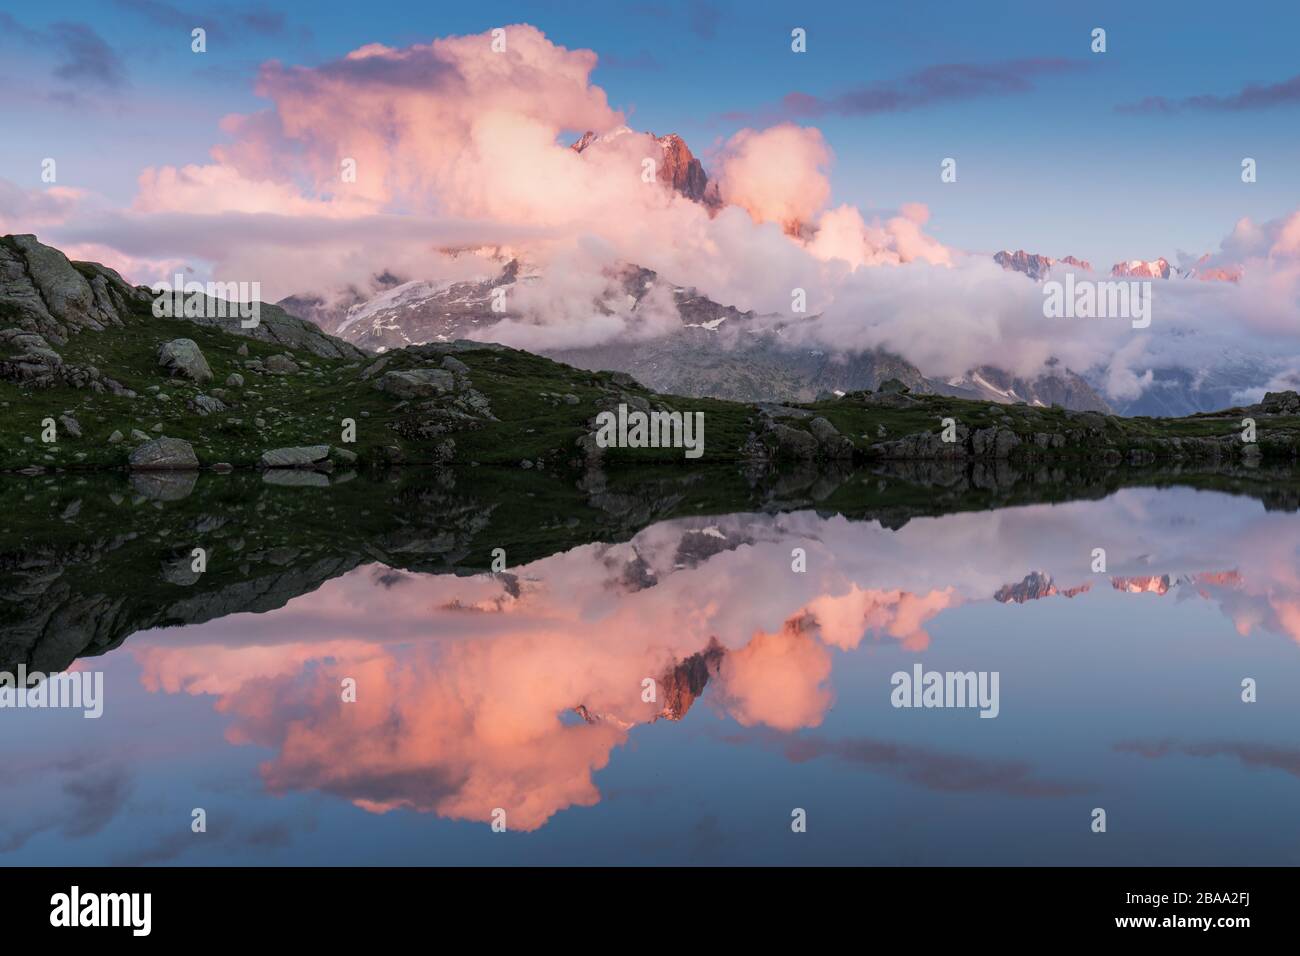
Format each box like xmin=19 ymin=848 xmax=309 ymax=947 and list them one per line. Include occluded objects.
xmin=3 ymin=459 xmax=1298 ymax=676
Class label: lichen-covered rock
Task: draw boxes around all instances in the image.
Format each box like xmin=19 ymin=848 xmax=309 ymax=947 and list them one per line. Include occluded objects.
xmin=263 ymin=354 xmax=299 ymax=375
xmin=994 ymin=427 xmax=1022 ymax=457
xmin=168 ymin=296 xmax=363 ymax=360
xmin=0 ymin=235 xmax=136 ymax=341
xmin=1259 ymin=391 xmax=1300 ymax=415
xmin=158 ymin=338 xmax=213 ymax=382
xmin=128 ymin=436 xmax=199 ymax=470
xmin=0 ymin=328 xmax=63 ymax=384
xmin=0 ymin=327 xmax=119 ymax=390
xmin=766 ymin=423 xmax=819 ymax=459
xmin=189 ymin=394 xmax=227 ymax=416
xmin=971 ymin=426 xmax=1022 ymax=458
xmin=359 ymin=355 xmax=392 ymax=380
xmin=808 ymin=416 xmax=855 ymax=459
xmin=259 ymin=445 xmax=331 ymax=468
xmin=376 ymin=368 xmax=455 ymax=399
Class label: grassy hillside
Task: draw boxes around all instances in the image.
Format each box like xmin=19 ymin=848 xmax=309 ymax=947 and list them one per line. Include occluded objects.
xmin=3 ymin=286 xmax=1299 ymax=473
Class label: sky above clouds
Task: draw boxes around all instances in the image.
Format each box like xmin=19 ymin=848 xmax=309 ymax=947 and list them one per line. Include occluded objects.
xmin=2 ymin=0 xmax=1300 ymax=394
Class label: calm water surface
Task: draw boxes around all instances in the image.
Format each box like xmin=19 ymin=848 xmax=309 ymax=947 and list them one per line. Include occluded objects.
xmin=3 ymin=481 xmax=1299 ymax=865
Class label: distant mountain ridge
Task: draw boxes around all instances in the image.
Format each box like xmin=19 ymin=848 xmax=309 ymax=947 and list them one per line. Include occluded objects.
xmin=994 ymin=249 xmax=1092 ymax=280
xmin=288 ymin=253 xmax=1112 ymax=410
xmin=258 ymin=125 xmax=1261 ymax=417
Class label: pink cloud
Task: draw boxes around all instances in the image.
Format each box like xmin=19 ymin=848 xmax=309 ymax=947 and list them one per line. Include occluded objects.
xmin=715 ymin=123 xmax=831 ymax=235
xmin=806 ymin=584 xmax=959 ymax=652
xmin=716 ymin=616 xmax=834 ymax=731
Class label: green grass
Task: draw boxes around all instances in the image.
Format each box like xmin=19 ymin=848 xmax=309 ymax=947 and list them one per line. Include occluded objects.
xmin=3 ymin=300 xmax=1298 ymax=473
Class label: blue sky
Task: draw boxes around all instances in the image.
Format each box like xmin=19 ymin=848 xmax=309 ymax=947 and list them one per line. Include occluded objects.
xmin=2 ymin=0 xmax=1299 ymax=267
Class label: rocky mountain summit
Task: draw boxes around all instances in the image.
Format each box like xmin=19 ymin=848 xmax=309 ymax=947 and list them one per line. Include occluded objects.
xmin=994 ymin=249 xmax=1093 ymax=280
xmin=1111 ymin=257 xmax=1174 ymax=279
xmin=295 ymin=253 xmax=1112 ymax=411
xmin=1 ymin=234 xmax=359 ymax=368
xmin=570 ymin=127 xmax=721 ymax=207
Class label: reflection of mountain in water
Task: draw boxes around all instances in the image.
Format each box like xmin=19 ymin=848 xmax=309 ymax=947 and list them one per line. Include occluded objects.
xmin=4 ymin=460 xmax=1300 ymax=676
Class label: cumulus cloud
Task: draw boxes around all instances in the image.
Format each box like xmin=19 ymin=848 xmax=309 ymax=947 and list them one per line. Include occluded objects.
xmin=72 ymin=26 xmax=956 ymax=336
xmin=8 ymin=22 xmax=1300 ymax=400
xmin=805 ymin=584 xmax=958 ymax=652
xmin=0 ymin=178 xmax=85 ymax=234
xmin=715 ymin=124 xmax=831 ymax=233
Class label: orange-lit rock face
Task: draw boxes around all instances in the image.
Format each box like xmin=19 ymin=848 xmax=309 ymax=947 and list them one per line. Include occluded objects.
xmin=1112 ymin=574 xmax=1175 ymax=595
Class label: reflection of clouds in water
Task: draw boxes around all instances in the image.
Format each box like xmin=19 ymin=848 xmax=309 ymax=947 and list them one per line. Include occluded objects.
xmin=129 ymin=488 xmax=1300 ymax=830
xmin=0 ymin=756 xmax=131 ymax=853
xmin=735 ymin=729 xmax=1089 ymax=798
xmin=1116 ymin=740 xmax=1300 ymax=779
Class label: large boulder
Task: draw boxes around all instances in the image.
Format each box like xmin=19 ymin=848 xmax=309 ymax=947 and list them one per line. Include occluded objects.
xmin=263 ymin=353 xmax=299 ymax=375
xmin=178 ymin=297 xmax=364 ymax=360
xmin=1260 ymin=391 xmax=1300 ymax=415
xmin=808 ymin=416 xmax=855 ymax=459
xmin=376 ymin=368 xmax=455 ymax=399
xmin=158 ymin=338 xmax=213 ymax=382
xmin=128 ymin=437 xmax=199 ymax=470
xmin=971 ymin=426 xmax=1022 ymax=458
xmin=4 ymin=234 xmax=361 ymax=361
xmin=0 ymin=327 xmax=64 ymax=386
xmin=260 ymin=445 xmax=331 ymax=468
xmin=0 ymin=235 xmax=139 ymax=342
xmin=766 ymin=423 xmax=820 ymax=459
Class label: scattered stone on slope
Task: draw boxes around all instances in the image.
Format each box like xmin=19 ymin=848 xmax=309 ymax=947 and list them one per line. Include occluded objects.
xmin=263 ymin=353 xmax=299 ymax=375
xmin=376 ymin=368 xmax=454 ymax=399
xmin=189 ymin=394 xmax=227 ymax=416
xmin=158 ymin=338 xmax=213 ymax=382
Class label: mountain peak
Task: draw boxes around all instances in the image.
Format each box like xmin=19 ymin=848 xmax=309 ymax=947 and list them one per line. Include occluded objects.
xmin=571 ymin=127 xmax=719 ymax=206
xmin=993 ymin=249 xmax=1092 ymax=280
xmin=1111 ymin=257 xmax=1173 ymax=279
